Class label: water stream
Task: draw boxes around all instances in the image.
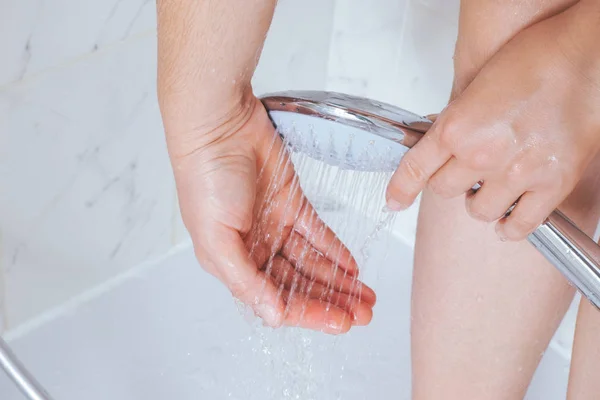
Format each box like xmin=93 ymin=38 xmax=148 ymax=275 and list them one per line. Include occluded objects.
xmin=234 ymin=125 xmax=402 ymax=399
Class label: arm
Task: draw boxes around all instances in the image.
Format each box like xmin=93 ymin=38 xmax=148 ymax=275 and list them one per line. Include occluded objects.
xmin=155 ymin=0 xmax=374 ymax=333
xmin=157 ymin=0 xmax=277 ymax=148
xmin=453 ymin=0 xmax=578 ymax=96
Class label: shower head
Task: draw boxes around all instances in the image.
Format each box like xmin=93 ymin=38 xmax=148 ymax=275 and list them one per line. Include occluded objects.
xmin=260 ymin=90 xmax=600 ymax=311
xmin=260 ymin=91 xmax=434 ymax=172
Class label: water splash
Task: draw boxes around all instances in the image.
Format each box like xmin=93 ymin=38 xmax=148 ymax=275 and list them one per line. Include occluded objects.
xmin=233 ymin=123 xmax=402 ymax=399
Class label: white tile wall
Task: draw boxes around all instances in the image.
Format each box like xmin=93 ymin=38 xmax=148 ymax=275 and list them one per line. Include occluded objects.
xmin=0 ymin=34 xmax=175 ymax=329
xmin=326 ymin=0 xmax=409 ymax=100
xmin=0 ymin=0 xmax=337 ymax=331
xmin=0 ymin=0 xmax=156 ymax=86
xmin=253 ymin=0 xmax=335 ymax=95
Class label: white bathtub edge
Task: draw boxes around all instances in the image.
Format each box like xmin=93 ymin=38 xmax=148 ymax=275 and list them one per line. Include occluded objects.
xmin=4 ymin=239 xmax=193 ymax=342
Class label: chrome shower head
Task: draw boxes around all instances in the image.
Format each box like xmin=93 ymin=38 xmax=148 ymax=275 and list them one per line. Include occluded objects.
xmin=260 ymin=91 xmax=433 ymax=172
xmin=260 ymin=90 xmax=600 ymax=312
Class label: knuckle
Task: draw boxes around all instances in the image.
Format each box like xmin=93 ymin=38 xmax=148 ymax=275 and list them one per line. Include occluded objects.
xmin=464 ymin=135 xmax=510 ymax=171
xmin=436 ymin=114 xmax=464 ymax=149
xmin=466 ymin=148 xmax=496 ymax=170
xmin=506 ymin=163 xmax=525 ymax=184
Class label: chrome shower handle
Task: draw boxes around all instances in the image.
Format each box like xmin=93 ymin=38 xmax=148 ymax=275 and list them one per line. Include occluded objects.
xmin=531 ymin=211 xmax=600 ymax=307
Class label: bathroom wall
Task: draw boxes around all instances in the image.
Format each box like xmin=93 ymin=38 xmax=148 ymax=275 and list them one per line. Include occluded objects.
xmin=0 ymin=0 xmax=336 ymax=331
xmin=0 ymin=0 xmax=577 ymax=359
xmin=0 ymin=1 xmax=171 ymax=332
xmin=325 ymin=0 xmax=459 ymax=244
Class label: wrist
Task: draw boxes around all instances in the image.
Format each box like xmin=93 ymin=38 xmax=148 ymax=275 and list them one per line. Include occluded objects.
xmin=160 ymin=86 xmax=259 ymax=158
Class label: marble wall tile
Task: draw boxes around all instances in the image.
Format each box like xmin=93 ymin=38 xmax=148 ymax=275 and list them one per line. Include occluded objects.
xmin=0 ymin=0 xmax=338 ymax=329
xmin=0 ymin=0 xmax=156 ymax=86
xmin=252 ymin=0 xmax=335 ymax=96
xmin=326 ymin=0 xmax=410 ymax=100
xmin=390 ymin=0 xmax=458 ymax=115
xmin=0 ymin=33 xmax=174 ymax=329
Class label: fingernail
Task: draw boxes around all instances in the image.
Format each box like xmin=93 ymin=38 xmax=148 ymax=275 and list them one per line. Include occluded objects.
xmin=385 ymin=199 xmax=406 ymax=212
xmin=255 ymin=304 xmax=280 ymax=327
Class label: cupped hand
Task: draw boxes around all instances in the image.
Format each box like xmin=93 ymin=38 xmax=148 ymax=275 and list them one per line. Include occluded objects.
xmin=387 ymin=2 xmax=600 ymax=241
xmin=167 ymin=94 xmax=375 ymax=334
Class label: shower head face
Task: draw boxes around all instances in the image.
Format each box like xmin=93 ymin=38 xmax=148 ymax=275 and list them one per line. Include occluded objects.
xmin=260 ymin=91 xmax=434 ymax=172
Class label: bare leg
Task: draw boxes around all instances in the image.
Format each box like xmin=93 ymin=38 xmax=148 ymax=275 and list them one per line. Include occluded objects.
xmin=565 ymin=157 xmax=600 ymax=399
xmin=411 ymin=1 xmax=589 ymax=398
xmin=411 ymin=153 xmax=600 ymax=399
xmin=567 ymin=300 xmax=600 ymax=399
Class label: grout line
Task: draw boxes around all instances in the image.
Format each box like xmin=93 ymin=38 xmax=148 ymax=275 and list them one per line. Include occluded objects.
xmin=0 ymin=28 xmax=157 ymax=92
xmin=4 ymin=239 xmax=192 ymax=342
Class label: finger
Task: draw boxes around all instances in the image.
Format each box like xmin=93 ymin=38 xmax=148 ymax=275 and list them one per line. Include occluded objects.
xmin=269 ymin=257 xmax=373 ymax=327
xmin=428 ymin=157 xmax=481 ymax=199
xmin=281 ymin=231 xmax=376 ymax=305
xmin=495 ymin=191 xmax=555 ymax=241
xmin=303 ymin=283 xmax=374 ymax=327
xmin=386 ymin=124 xmax=452 ymax=210
xmin=425 ymin=114 xmax=438 ymax=123
xmin=205 ymin=224 xmax=285 ymax=327
xmin=293 ymin=199 xmax=359 ymax=276
xmin=256 ymin=128 xmax=359 ymax=275
xmin=281 ymin=289 xmax=352 ymax=335
xmin=465 ymin=181 xmax=522 ymax=223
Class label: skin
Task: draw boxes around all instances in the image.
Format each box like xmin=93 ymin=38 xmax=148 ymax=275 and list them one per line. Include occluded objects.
xmin=157 ymin=0 xmax=376 ymax=334
xmin=399 ymin=1 xmax=600 ymax=399
xmin=387 ymin=2 xmax=600 ymax=241
xmin=156 ymin=0 xmax=600 ymax=396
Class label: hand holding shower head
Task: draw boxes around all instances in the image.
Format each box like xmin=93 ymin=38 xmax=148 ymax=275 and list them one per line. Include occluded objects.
xmin=261 ymin=90 xmax=600 ymax=310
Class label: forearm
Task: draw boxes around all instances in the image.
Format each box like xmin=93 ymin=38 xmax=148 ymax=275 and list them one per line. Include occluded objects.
xmin=453 ymin=0 xmax=578 ymax=97
xmin=157 ymin=0 xmax=277 ymax=139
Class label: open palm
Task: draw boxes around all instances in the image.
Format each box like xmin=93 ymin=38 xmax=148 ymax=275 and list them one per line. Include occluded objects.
xmin=169 ymin=97 xmax=375 ymax=334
